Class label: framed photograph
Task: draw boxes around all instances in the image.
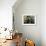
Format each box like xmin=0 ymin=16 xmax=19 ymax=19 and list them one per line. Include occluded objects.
xmin=22 ymin=14 xmax=36 ymax=25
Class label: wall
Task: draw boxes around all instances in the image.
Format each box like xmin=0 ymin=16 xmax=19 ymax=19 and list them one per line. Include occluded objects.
xmin=0 ymin=0 xmax=16 ymax=30
xmin=13 ymin=0 xmax=41 ymax=46
xmin=40 ymin=0 xmax=46 ymax=46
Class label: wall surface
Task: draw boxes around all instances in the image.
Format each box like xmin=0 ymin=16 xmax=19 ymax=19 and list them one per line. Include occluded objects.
xmin=0 ymin=0 xmax=16 ymax=29
xmin=13 ymin=0 xmax=41 ymax=46
xmin=40 ymin=0 xmax=46 ymax=46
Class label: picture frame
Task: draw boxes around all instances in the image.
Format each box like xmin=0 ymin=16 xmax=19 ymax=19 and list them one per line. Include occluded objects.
xmin=22 ymin=14 xmax=36 ymax=25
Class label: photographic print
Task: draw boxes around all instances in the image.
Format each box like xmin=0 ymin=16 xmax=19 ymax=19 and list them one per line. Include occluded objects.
xmin=22 ymin=15 xmax=36 ymax=25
